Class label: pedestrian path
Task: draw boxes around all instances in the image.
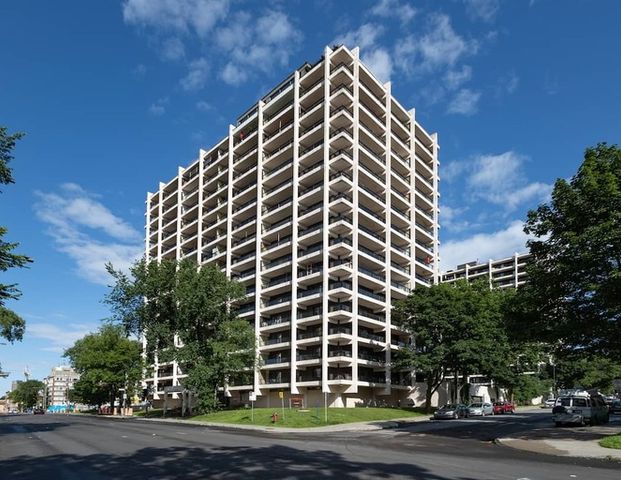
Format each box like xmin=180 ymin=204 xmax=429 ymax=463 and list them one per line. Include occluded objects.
xmin=497 ymin=417 xmax=621 ymax=460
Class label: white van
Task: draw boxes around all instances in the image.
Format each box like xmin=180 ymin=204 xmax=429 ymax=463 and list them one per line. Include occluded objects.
xmin=552 ymin=390 xmax=609 ymax=426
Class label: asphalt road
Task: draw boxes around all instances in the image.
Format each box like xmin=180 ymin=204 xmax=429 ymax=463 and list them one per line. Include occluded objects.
xmin=1 ymin=410 xmax=619 ymax=479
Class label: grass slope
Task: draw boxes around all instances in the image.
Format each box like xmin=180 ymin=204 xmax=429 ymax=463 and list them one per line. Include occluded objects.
xmin=599 ymin=433 xmax=621 ymax=450
xmin=191 ymin=407 xmax=425 ymax=428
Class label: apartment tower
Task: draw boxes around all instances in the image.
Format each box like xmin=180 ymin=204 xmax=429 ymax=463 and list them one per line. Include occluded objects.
xmin=144 ymin=45 xmax=440 ymax=408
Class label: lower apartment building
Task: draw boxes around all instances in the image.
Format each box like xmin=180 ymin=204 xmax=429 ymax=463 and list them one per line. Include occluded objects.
xmin=45 ymin=365 xmax=79 ymax=407
xmin=143 ymin=45 xmax=440 ymax=409
xmin=441 ymin=252 xmax=531 ymax=289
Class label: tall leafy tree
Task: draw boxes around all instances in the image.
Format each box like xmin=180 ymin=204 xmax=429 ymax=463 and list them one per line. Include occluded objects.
xmin=393 ymin=280 xmax=512 ymax=411
xmin=64 ymin=324 xmax=142 ymax=412
xmin=552 ymin=351 xmax=621 ymax=393
xmin=106 ymin=258 xmax=256 ymax=413
xmin=0 ymin=126 xmax=31 ymax=346
xmin=8 ymin=379 xmax=44 ymax=409
xmin=520 ymin=143 xmax=621 ymax=356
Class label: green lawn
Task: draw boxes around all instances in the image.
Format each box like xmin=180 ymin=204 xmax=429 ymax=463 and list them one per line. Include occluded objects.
xmin=599 ymin=433 xmax=621 ymax=450
xmin=191 ymin=407 xmax=425 ymax=428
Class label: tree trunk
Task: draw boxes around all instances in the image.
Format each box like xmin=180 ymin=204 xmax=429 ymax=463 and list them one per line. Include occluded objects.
xmin=453 ymin=370 xmax=459 ymax=403
xmin=110 ymin=390 xmax=115 ymax=415
xmin=424 ymin=382 xmax=434 ymax=413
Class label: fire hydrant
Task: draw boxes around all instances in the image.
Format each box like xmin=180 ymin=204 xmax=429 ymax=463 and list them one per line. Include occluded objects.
xmin=271 ymin=412 xmax=279 ymax=423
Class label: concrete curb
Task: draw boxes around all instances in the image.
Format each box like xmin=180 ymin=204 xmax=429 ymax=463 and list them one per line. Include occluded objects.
xmin=75 ymin=412 xmax=430 ymax=434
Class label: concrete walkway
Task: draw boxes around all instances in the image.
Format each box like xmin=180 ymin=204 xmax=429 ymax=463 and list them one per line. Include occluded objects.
xmin=497 ymin=419 xmax=621 ymax=460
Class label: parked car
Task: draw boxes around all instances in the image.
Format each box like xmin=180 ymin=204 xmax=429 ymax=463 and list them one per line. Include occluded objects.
xmin=553 ymin=391 xmax=609 ymax=426
xmin=542 ymin=398 xmax=556 ymax=408
xmin=33 ymin=408 xmax=45 ymax=415
xmin=434 ymin=404 xmax=469 ymax=419
xmin=609 ymin=399 xmax=621 ymax=415
xmin=467 ymin=402 xmax=494 ymax=416
xmin=493 ymin=401 xmax=515 ymax=414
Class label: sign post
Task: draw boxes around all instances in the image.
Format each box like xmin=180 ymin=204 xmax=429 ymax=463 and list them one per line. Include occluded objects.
xmin=249 ymin=391 xmax=256 ymax=423
xmin=324 ymin=392 xmax=328 ymax=423
xmin=279 ymin=391 xmax=285 ymax=421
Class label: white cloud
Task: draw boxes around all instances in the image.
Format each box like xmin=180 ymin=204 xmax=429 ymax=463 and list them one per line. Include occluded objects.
xmin=440 ymin=220 xmax=532 ymax=271
xmin=453 ymin=151 xmax=553 ymax=210
xmin=441 ymin=160 xmax=469 ymax=182
xmin=28 ymin=322 xmax=97 ymax=353
xmin=132 ymin=64 xmax=147 ymax=78
xmin=149 ymin=97 xmax=169 ymax=116
xmin=123 ymin=2 xmax=300 ymax=88
xmin=217 ymin=10 xmax=302 ymax=85
xmin=195 ymin=100 xmax=212 ymax=111
xmin=371 ymin=0 xmax=416 ymax=24
xmin=440 ymin=204 xmax=474 ymax=232
xmin=464 ymin=0 xmax=500 ymax=22
xmin=506 ymin=71 xmax=519 ymax=93
xmin=180 ymin=58 xmax=209 ymax=91
xmin=34 ymin=184 xmax=143 ymax=285
xmin=220 ymin=62 xmax=248 ymax=85
xmin=444 ymin=65 xmax=472 ymax=90
xmin=334 ymin=23 xmax=385 ymax=51
xmin=447 ymin=88 xmax=481 ymax=115
xmin=122 ymin=0 xmax=230 ymax=37
xmin=161 ymin=36 xmax=185 ymax=61
xmin=395 ymin=13 xmax=478 ymax=75
xmin=362 ymin=48 xmax=392 ymax=83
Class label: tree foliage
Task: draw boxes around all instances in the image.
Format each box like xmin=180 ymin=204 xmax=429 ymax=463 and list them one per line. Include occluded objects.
xmin=8 ymin=379 xmax=44 ymax=409
xmin=0 ymin=126 xmax=24 ymax=187
xmin=64 ymin=324 xmax=142 ymax=410
xmin=105 ymin=258 xmax=256 ymax=413
xmin=0 ymin=126 xmax=31 ymax=347
xmin=0 ymin=306 xmax=25 ymax=342
xmin=520 ymin=143 xmax=621 ymax=356
xmin=553 ymin=351 xmax=621 ymax=393
xmin=393 ymin=280 xmax=513 ymax=411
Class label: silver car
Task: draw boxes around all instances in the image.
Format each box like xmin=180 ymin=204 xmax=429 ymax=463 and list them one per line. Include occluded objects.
xmin=467 ymin=402 xmax=493 ymax=416
xmin=434 ymin=403 xmax=468 ymax=419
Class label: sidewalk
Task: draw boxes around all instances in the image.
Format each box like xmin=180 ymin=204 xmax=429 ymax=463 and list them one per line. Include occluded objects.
xmin=497 ymin=419 xmax=621 ymax=460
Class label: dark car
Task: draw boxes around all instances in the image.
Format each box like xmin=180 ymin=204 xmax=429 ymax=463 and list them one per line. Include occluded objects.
xmin=611 ymin=399 xmax=621 ymax=415
xmin=493 ymin=401 xmax=515 ymax=415
xmin=434 ymin=403 xmax=468 ymax=419
xmin=33 ymin=408 xmax=45 ymax=415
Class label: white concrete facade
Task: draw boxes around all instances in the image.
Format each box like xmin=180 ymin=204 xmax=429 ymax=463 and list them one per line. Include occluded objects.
xmin=143 ymin=46 xmax=440 ymax=408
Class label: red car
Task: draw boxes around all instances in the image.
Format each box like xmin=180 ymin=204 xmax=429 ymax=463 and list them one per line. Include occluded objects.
xmin=493 ymin=401 xmax=515 ymax=414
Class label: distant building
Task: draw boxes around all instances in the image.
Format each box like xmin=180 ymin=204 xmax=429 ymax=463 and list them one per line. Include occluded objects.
xmin=45 ymin=366 xmax=79 ymax=406
xmin=441 ymin=252 xmax=531 ymax=289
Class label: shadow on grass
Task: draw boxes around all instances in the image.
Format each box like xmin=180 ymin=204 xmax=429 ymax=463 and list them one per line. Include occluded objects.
xmin=3 ymin=444 xmax=485 ymax=480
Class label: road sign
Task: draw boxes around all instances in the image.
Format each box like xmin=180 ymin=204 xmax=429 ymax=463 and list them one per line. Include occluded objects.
xmin=249 ymin=392 xmax=256 ymax=402
xmin=278 ymin=391 xmax=284 ymax=399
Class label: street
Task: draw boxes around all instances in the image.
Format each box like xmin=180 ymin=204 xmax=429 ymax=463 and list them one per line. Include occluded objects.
xmin=1 ymin=410 xmax=619 ymax=479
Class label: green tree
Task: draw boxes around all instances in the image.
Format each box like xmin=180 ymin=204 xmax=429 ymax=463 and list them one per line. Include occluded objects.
xmin=8 ymin=379 xmax=44 ymax=409
xmin=0 ymin=126 xmax=31 ymax=347
xmin=68 ymin=377 xmax=110 ymax=408
xmin=106 ymin=258 xmax=256 ymax=413
xmin=393 ymin=280 xmax=512 ymax=411
xmin=553 ymin=352 xmax=621 ymax=393
xmin=64 ymin=324 xmax=142 ymax=412
xmin=521 ymin=143 xmax=621 ymax=356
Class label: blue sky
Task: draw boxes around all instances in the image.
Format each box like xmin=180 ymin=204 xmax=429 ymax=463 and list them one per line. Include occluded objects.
xmin=1 ymin=0 xmax=620 ymax=393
